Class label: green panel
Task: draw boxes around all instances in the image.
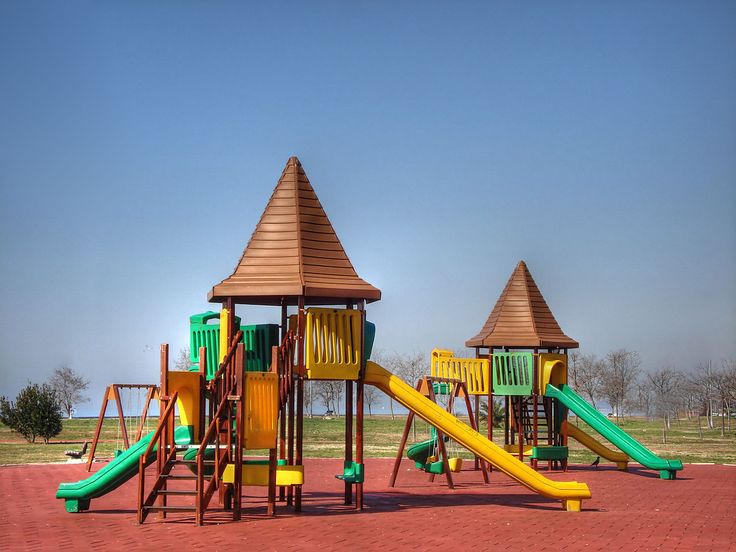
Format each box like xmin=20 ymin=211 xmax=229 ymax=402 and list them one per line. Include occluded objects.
xmin=242 ymin=324 xmax=280 ymax=372
xmin=492 ymin=352 xmax=534 ymax=395
xmin=189 ymin=311 xmax=242 ymax=377
xmin=546 ymin=383 xmax=683 ymax=478
xmin=531 ymin=446 xmax=568 ymax=460
xmin=188 ymin=312 xmax=278 ymax=379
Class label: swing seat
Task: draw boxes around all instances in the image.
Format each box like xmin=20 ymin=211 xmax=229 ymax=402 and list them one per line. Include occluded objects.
xmin=448 ymin=457 xmax=462 ymax=472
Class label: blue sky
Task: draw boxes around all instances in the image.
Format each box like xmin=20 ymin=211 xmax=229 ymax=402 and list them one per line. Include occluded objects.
xmin=1 ymin=2 xmax=734 ymax=416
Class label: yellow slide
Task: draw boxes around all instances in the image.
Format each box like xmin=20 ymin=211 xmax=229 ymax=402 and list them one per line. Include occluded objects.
xmin=364 ymin=362 xmax=591 ymax=511
xmin=562 ymin=421 xmax=629 ymax=470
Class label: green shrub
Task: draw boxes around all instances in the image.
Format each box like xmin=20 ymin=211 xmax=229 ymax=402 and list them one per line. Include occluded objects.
xmin=0 ymin=383 xmax=63 ymax=444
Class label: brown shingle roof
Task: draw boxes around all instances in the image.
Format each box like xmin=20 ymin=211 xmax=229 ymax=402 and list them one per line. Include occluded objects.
xmin=208 ymin=156 xmax=381 ymax=306
xmin=465 ymin=261 xmax=579 ymax=349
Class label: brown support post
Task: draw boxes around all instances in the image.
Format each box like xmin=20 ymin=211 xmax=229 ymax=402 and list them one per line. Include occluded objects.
xmin=279 ymin=299 xmax=288 ymax=502
xmin=355 ymin=301 xmax=366 ymax=510
xmin=158 ymin=344 xmax=169 ymax=516
xmin=532 ymin=348 xmax=539 ymax=470
xmin=344 ymin=379 xmax=353 ymax=506
xmin=286 ymin=367 xmax=295 ymax=507
xmin=112 ymin=385 xmax=130 ymax=450
xmin=267 ymin=447 xmax=277 ymax=516
xmin=135 ymin=385 xmax=157 ymax=443
xmin=294 ymin=296 xmax=305 ymax=512
xmin=487 ymin=348 xmax=494 ymax=474
xmin=460 ymin=383 xmax=489 ymax=483
xmin=389 ymin=401 xmax=416 ymax=487
xmin=198 ymin=348 xmax=207 ymax=443
xmin=427 ymin=379 xmax=454 ymax=489
xmin=86 ymin=386 xmax=111 ymax=471
xmin=233 ymin=343 xmax=244 ymax=521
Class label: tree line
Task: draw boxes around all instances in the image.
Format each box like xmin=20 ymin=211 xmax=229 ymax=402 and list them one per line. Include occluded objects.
xmin=569 ymin=349 xmax=736 ymax=443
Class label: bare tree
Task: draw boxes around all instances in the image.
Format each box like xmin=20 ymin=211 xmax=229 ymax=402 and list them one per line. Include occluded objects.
xmin=303 ymin=380 xmax=316 ymax=418
xmin=363 ymin=385 xmax=379 ymax=416
xmin=647 ymin=367 xmax=682 ymax=443
xmin=49 ymin=366 xmax=89 ymax=419
xmin=575 ymin=353 xmax=604 ymax=410
xmin=601 ymin=349 xmax=641 ymax=423
xmin=174 ymin=347 xmax=192 ymax=371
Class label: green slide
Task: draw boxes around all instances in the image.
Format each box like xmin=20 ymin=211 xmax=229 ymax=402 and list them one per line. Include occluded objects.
xmin=56 ymin=426 xmax=193 ymax=512
xmin=546 ymin=384 xmax=682 ymax=479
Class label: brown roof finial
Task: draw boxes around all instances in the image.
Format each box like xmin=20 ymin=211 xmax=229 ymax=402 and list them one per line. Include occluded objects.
xmin=208 ymin=157 xmax=381 ymax=306
xmin=465 ymin=260 xmax=579 ymax=349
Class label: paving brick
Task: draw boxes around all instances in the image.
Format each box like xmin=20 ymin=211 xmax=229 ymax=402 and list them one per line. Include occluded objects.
xmin=0 ymin=459 xmax=734 ymax=551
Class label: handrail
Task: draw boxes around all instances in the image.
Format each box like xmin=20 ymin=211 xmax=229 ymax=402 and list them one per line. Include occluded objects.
xmin=208 ymin=330 xmax=244 ymax=388
xmin=140 ymin=391 xmax=179 ymax=459
xmin=137 ymin=391 xmax=179 ymax=524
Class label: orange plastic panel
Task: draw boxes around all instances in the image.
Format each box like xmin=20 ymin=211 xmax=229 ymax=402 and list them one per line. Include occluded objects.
xmin=243 ymin=372 xmax=278 ymax=450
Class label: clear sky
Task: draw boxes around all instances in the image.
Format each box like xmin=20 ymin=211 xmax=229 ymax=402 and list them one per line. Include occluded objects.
xmin=1 ymin=2 xmax=734 ymax=416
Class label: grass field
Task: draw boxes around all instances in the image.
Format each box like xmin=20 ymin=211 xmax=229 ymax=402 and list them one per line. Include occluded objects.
xmin=1 ymin=413 xmax=734 ymax=466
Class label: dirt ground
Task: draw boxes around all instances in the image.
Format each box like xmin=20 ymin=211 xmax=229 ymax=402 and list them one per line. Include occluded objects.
xmin=1 ymin=458 xmax=734 ymax=551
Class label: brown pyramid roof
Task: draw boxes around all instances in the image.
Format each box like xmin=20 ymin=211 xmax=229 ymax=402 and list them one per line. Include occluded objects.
xmin=208 ymin=157 xmax=381 ymax=306
xmin=465 ymin=261 xmax=578 ymax=349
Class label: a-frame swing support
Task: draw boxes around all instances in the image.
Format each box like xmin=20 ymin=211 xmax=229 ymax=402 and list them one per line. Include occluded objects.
xmin=86 ymin=383 xmax=159 ymax=471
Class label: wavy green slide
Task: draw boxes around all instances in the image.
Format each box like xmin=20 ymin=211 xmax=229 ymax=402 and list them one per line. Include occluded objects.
xmin=546 ymin=384 xmax=682 ymax=479
xmin=56 ymin=426 xmax=192 ymax=512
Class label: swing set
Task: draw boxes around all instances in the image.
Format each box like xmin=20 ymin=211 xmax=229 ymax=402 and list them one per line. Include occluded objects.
xmin=389 ymin=353 xmax=490 ymax=489
xmin=86 ymin=384 xmax=159 ymax=471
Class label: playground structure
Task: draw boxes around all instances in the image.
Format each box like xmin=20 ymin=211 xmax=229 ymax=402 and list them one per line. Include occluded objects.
xmin=56 ymin=156 xmax=681 ymax=525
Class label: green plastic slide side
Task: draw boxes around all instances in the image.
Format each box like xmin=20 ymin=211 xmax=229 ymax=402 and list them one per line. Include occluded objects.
xmin=546 ymin=384 xmax=682 ymax=477
xmin=56 ymin=426 xmax=193 ymax=508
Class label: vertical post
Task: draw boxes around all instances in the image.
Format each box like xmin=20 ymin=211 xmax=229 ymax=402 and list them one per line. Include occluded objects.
xmin=233 ymin=343 xmax=244 ymax=521
xmin=344 ymin=301 xmax=354 ymax=506
xmin=86 ymin=386 xmax=111 ymax=471
xmin=112 ymin=385 xmax=130 ymax=450
xmin=158 ymin=344 xmax=169 ymax=514
xmin=198 ymin=347 xmax=207 ymax=443
xmin=532 ymin=348 xmax=539 ymax=470
xmin=344 ymin=379 xmax=353 ymax=506
xmin=294 ymin=296 xmax=305 ymax=512
xmin=279 ymin=299 xmax=288 ymax=502
xmin=355 ymin=301 xmax=366 ymax=510
xmin=487 ymin=348 xmax=494 ymax=473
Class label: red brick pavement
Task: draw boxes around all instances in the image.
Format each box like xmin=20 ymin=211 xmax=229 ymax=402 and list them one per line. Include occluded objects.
xmin=1 ymin=459 xmax=734 ymax=551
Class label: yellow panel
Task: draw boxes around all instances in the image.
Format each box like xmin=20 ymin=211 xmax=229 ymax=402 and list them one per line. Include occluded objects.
xmin=429 ymin=349 xmax=490 ymax=395
xmin=503 ymin=443 xmax=534 ymax=455
xmin=219 ymin=308 xmax=231 ymax=363
xmin=167 ymin=371 xmax=201 ymax=439
xmin=305 ymin=308 xmax=362 ymax=380
xmin=222 ymin=463 xmax=304 ymax=486
xmin=243 ymin=372 xmax=279 ymax=450
xmin=538 ymin=353 xmax=567 ymax=395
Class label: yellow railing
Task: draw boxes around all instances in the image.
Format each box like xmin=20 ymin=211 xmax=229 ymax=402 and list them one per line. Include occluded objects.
xmin=305 ymin=308 xmax=363 ymax=380
xmin=430 ymin=349 xmax=489 ymax=395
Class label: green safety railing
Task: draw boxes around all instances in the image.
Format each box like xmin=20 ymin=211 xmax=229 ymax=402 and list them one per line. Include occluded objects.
xmin=491 ymin=352 xmax=533 ymax=395
xmin=189 ymin=312 xmax=278 ymax=379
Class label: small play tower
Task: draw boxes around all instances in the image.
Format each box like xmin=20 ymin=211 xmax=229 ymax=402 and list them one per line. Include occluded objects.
xmin=466 ymin=261 xmax=578 ymax=469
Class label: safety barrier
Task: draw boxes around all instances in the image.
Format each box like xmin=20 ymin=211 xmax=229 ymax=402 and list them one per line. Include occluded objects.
xmin=305 ymin=308 xmax=363 ymax=380
xmin=492 ymin=352 xmax=534 ymax=395
xmin=429 ymin=349 xmax=489 ymax=395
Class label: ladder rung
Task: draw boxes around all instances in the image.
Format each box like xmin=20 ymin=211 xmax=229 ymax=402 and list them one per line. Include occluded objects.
xmin=157 ymin=490 xmax=197 ymax=495
xmin=161 ymin=474 xmax=198 ymax=480
xmin=144 ymin=506 xmax=196 ymax=512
